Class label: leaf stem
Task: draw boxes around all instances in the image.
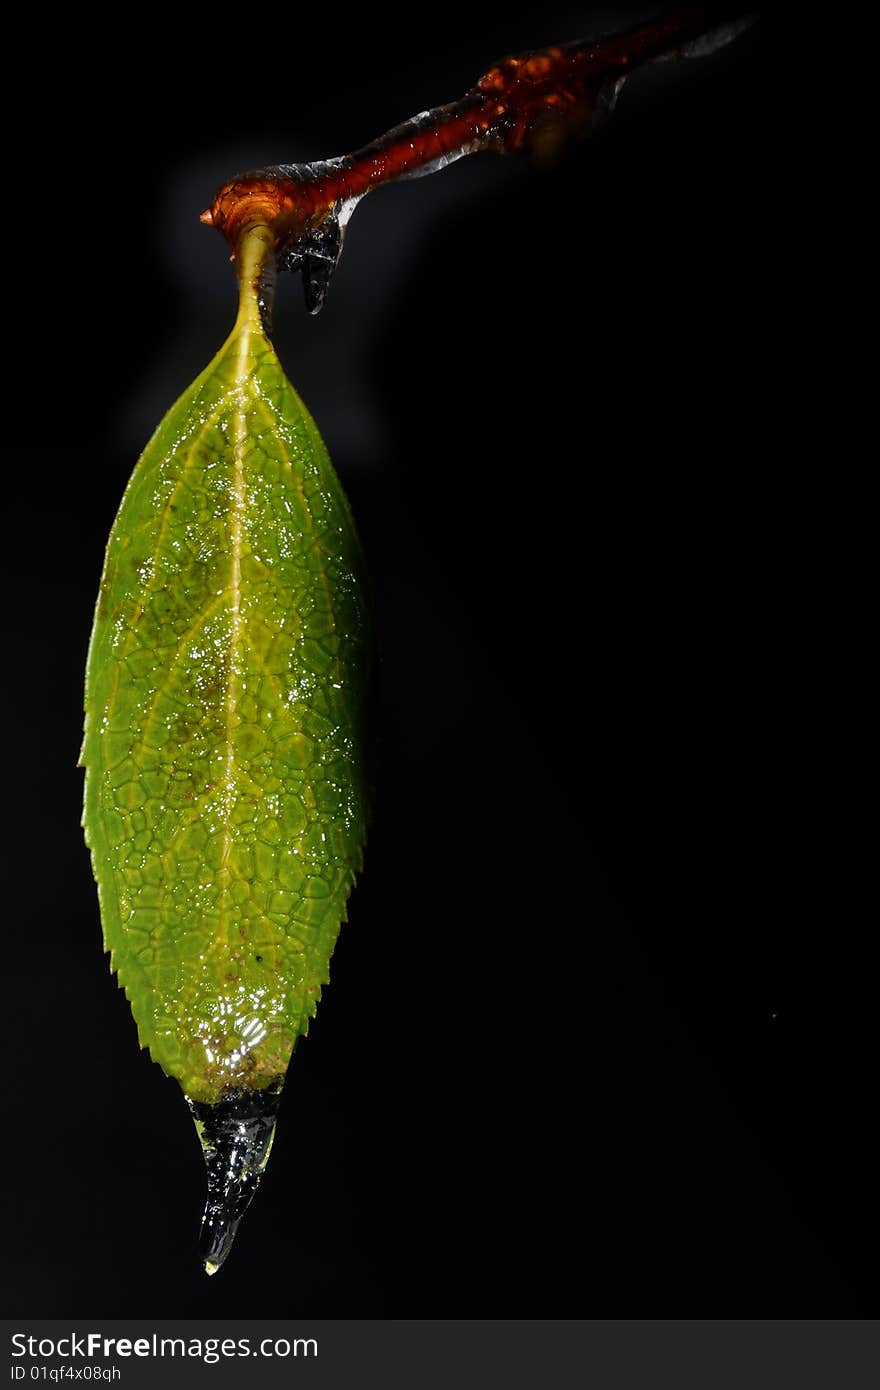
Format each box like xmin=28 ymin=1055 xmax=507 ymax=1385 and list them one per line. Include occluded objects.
xmin=234 ymin=222 xmax=276 ymax=335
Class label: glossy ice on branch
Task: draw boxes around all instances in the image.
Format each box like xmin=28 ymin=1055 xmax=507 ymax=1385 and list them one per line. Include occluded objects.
xmin=275 ymin=193 xmax=359 ymax=315
xmin=200 ymin=7 xmax=754 ymax=313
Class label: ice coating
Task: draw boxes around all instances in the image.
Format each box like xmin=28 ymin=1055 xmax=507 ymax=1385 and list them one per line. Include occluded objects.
xmin=201 ymin=6 xmax=753 ymax=311
xmin=190 ymin=1083 xmax=282 ymax=1275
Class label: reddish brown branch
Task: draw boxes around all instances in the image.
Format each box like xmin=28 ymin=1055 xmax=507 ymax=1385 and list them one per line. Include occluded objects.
xmin=201 ymin=7 xmax=752 ymax=312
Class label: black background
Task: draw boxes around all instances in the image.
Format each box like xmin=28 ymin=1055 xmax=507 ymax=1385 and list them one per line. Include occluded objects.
xmin=2 ymin=10 xmax=864 ymax=1320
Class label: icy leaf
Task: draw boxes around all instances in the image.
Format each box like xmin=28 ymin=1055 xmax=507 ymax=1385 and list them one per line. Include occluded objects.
xmin=80 ymin=226 xmax=370 ymax=1117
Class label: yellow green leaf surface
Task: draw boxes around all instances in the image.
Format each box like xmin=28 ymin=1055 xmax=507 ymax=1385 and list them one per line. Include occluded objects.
xmin=81 ymin=228 xmax=370 ymax=1105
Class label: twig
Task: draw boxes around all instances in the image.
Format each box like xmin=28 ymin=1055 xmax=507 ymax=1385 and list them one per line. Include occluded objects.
xmin=201 ymin=7 xmax=754 ymax=314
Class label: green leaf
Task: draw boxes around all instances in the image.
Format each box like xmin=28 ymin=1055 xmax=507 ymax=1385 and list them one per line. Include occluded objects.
xmin=81 ymin=227 xmax=370 ymax=1109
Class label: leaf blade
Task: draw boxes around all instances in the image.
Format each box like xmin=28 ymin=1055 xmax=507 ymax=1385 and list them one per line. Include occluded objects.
xmin=82 ymin=278 xmax=370 ymax=1105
